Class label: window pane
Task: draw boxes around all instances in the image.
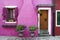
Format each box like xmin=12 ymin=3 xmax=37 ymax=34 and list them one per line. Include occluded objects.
xmin=57 ymin=12 xmax=60 ymax=25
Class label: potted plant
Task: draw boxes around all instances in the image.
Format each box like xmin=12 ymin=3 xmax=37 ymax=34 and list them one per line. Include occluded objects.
xmin=16 ymin=25 xmax=26 ymax=36
xmin=29 ymin=26 xmax=37 ymax=37
xmin=9 ymin=18 xmax=14 ymax=22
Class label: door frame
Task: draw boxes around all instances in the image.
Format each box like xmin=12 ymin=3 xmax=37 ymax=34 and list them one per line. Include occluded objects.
xmin=38 ymin=7 xmax=51 ymax=35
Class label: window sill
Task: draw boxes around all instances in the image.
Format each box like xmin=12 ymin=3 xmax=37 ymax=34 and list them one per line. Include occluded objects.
xmin=5 ymin=22 xmax=16 ymax=23
xmin=2 ymin=21 xmax=17 ymax=28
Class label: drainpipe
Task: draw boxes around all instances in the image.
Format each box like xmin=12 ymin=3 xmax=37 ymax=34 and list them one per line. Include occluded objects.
xmin=52 ymin=0 xmax=55 ymax=36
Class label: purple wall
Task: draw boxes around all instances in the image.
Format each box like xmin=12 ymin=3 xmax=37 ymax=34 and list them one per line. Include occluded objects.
xmin=0 ymin=0 xmax=52 ymax=37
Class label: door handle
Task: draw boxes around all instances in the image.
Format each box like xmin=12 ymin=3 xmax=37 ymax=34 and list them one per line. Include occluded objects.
xmin=44 ymin=18 xmax=47 ymax=21
xmin=40 ymin=13 xmax=42 ymax=16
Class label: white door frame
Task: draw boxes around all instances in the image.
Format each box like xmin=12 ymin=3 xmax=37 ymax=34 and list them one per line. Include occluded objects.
xmin=38 ymin=7 xmax=51 ymax=35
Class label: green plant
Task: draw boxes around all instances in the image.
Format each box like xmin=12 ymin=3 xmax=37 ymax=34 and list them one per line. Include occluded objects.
xmin=16 ymin=25 xmax=26 ymax=31
xmin=29 ymin=26 xmax=37 ymax=32
xmin=9 ymin=19 xmax=14 ymax=22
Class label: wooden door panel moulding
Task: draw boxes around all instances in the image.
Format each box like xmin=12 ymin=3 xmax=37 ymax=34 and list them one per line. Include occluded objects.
xmin=40 ymin=10 xmax=48 ymax=30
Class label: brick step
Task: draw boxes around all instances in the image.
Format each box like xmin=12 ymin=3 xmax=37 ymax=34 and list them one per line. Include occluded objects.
xmin=40 ymin=30 xmax=49 ymax=34
xmin=40 ymin=34 xmax=49 ymax=36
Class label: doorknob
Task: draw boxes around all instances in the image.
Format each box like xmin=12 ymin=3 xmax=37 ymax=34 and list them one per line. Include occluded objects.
xmin=40 ymin=13 xmax=42 ymax=16
xmin=44 ymin=18 xmax=47 ymax=21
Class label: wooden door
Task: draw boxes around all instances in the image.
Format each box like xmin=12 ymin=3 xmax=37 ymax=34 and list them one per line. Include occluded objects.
xmin=40 ymin=10 xmax=48 ymax=30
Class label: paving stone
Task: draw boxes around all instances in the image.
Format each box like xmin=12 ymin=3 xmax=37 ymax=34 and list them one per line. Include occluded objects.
xmin=0 ymin=36 xmax=60 ymax=40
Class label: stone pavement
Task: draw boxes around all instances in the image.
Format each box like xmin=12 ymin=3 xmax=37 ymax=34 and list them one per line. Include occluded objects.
xmin=0 ymin=36 xmax=60 ymax=40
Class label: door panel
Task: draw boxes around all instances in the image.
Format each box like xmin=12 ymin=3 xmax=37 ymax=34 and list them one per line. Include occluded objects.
xmin=40 ymin=10 xmax=48 ymax=30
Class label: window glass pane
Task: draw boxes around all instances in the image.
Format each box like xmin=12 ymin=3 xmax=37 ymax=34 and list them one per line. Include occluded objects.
xmin=7 ymin=9 xmax=15 ymax=22
xmin=57 ymin=12 xmax=60 ymax=25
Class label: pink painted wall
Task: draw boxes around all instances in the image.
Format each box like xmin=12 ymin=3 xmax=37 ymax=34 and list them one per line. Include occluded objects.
xmin=0 ymin=0 xmax=52 ymax=37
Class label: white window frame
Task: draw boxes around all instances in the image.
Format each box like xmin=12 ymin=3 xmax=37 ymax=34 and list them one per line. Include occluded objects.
xmin=5 ymin=6 xmax=17 ymax=8
xmin=56 ymin=10 xmax=60 ymax=26
xmin=38 ymin=7 xmax=51 ymax=35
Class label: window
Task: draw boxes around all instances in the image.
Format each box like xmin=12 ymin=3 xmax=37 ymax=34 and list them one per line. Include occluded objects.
xmin=3 ymin=6 xmax=18 ymax=23
xmin=56 ymin=10 xmax=60 ymax=26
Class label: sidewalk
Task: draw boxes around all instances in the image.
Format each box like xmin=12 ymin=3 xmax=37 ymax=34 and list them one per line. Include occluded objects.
xmin=0 ymin=36 xmax=60 ymax=40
